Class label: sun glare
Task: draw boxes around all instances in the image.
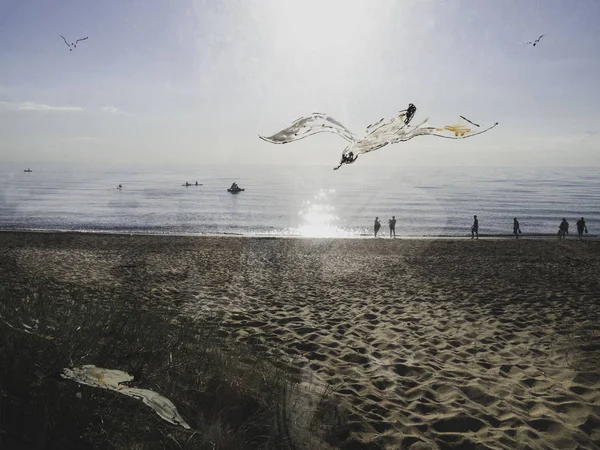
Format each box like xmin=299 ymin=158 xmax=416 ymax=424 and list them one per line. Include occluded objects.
xmin=266 ymin=0 xmax=377 ymax=59
xmin=297 ymin=189 xmax=347 ymax=237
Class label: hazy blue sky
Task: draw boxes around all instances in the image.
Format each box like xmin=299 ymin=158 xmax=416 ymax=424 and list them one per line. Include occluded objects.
xmin=1 ymin=0 xmax=599 ymax=167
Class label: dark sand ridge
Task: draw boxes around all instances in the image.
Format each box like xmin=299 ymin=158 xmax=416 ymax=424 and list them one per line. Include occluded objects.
xmin=1 ymin=232 xmax=599 ymax=449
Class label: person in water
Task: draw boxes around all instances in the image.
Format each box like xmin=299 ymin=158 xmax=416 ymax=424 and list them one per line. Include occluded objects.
xmin=576 ymin=217 xmax=588 ymax=240
xmin=374 ymin=217 xmax=381 ymax=238
xmin=471 ymin=215 xmax=479 ymax=239
xmin=558 ymin=218 xmax=569 ymax=239
xmin=117 ymin=184 xmax=122 ymax=189
xmin=513 ymin=217 xmax=521 ymax=239
xmin=195 ymin=181 xmax=198 ymax=186
xmin=389 ymin=216 xmax=396 ymax=238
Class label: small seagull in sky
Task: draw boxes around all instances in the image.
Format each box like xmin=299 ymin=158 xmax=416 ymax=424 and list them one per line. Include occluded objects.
xmin=60 ymin=35 xmax=88 ymax=51
xmin=524 ymin=34 xmax=545 ymax=47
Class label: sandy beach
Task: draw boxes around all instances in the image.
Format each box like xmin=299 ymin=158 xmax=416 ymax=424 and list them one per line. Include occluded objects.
xmin=1 ymin=231 xmax=599 ymax=449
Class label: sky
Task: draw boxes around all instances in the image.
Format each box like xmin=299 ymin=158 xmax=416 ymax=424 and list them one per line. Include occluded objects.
xmin=1 ymin=0 xmax=599 ymax=168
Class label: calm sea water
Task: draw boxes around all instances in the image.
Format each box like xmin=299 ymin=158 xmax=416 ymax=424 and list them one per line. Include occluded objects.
xmin=0 ymin=165 xmax=598 ymax=237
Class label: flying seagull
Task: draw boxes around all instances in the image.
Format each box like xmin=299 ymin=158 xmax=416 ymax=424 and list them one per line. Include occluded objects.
xmin=524 ymin=34 xmax=545 ymax=46
xmin=60 ymin=35 xmax=88 ymax=51
xmin=260 ymin=104 xmax=498 ymax=170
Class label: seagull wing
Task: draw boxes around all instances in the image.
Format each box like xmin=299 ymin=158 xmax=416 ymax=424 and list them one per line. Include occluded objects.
xmin=60 ymin=35 xmax=71 ymax=47
xmin=459 ymin=115 xmax=480 ymax=127
xmin=75 ymin=37 xmax=88 ymax=44
xmin=420 ymin=117 xmax=498 ymax=140
xmin=259 ymin=113 xmax=357 ymax=145
xmin=536 ymin=34 xmax=545 ymax=42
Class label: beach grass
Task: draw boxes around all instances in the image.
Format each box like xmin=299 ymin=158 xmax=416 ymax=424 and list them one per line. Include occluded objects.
xmin=0 ymin=285 xmax=344 ymax=449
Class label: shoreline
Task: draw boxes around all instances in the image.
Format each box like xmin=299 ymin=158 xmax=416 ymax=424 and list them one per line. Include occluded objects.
xmin=1 ymin=228 xmax=597 ymax=241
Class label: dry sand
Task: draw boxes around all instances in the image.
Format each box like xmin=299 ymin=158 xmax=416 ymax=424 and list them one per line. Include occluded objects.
xmin=1 ymin=232 xmax=599 ymax=449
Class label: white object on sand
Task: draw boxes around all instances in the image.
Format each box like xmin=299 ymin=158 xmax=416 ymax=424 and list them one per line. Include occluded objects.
xmin=62 ymin=365 xmax=191 ymax=429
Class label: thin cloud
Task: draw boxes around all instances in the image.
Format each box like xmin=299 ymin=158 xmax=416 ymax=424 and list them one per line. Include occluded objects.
xmin=18 ymin=102 xmax=82 ymax=112
xmin=101 ymin=106 xmax=125 ymax=115
xmin=0 ymin=101 xmax=82 ymax=112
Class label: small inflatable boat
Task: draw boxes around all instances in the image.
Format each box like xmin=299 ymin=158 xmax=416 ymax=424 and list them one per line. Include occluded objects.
xmin=227 ymin=187 xmax=244 ymax=193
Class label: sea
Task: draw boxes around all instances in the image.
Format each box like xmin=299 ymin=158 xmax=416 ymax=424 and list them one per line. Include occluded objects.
xmin=1 ymin=165 xmax=598 ymax=238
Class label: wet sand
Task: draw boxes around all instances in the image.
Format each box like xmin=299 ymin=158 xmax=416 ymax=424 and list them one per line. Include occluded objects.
xmin=1 ymin=232 xmax=599 ymax=449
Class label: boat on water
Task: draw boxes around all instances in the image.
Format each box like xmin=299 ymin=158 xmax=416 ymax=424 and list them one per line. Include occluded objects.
xmin=228 ymin=182 xmax=244 ymax=193
xmin=24 ymin=169 xmax=32 ymax=173
xmin=182 ymin=182 xmax=202 ymax=187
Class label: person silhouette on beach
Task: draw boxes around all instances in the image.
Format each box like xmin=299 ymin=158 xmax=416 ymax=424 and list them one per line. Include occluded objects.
xmin=374 ymin=217 xmax=381 ymax=238
xmin=471 ymin=215 xmax=479 ymax=239
xmin=513 ymin=218 xmax=521 ymax=239
xmin=576 ymin=217 xmax=588 ymax=240
xmin=389 ymin=216 xmax=396 ymax=238
xmin=558 ymin=218 xmax=569 ymax=240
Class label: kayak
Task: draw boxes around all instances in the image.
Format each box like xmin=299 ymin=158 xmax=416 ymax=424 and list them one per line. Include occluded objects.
xmin=182 ymin=184 xmax=202 ymax=186
xmin=227 ymin=188 xmax=244 ymax=193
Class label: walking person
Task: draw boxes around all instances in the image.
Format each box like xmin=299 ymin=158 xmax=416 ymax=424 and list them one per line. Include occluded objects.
xmin=513 ymin=217 xmax=521 ymax=239
xmin=471 ymin=215 xmax=479 ymax=239
xmin=374 ymin=217 xmax=381 ymax=238
xmin=558 ymin=218 xmax=569 ymax=240
xmin=388 ymin=216 xmax=396 ymax=238
xmin=576 ymin=217 xmax=588 ymax=240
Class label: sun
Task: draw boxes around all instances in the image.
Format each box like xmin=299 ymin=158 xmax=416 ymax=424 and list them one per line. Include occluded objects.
xmin=265 ymin=0 xmax=377 ymax=59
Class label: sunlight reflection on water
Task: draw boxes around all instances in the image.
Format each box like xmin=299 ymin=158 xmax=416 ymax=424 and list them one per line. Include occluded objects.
xmin=296 ymin=189 xmax=350 ymax=238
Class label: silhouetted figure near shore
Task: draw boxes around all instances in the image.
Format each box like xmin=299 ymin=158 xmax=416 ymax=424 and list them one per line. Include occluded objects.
xmin=513 ymin=217 xmax=521 ymax=239
xmin=389 ymin=216 xmax=396 ymax=238
xmin=471 ymin=215 xmax=479 ymax=239
xmin=558 ymin=218 xmax=569 ymax=240
xmin=374 ymin=217 xmax=381 ymax=238
xmin=576 ymin=217 xmax=588 ymax=240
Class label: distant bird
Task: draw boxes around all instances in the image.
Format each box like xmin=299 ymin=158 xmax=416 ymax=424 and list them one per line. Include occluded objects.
xmin=60 ymin=35 xmax=88 ymax=51
xmin=524 ymin=34 xmax=545 ymax=46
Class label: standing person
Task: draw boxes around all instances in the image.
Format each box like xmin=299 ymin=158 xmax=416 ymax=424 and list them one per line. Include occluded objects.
xmin=374 ymin=217 xmax=381 ymax=238
xmin=471 ymin=215 xmax=479 ymax=239
xmin=388 ymin=216 xmax=396 ymax=238
xmin=513 ymin=217 xmax=521 ymax=239
xmin=558 ymin=218 xmax=569 ymax=240
xmin=576 ymin=217 xmax=588 ymax=240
